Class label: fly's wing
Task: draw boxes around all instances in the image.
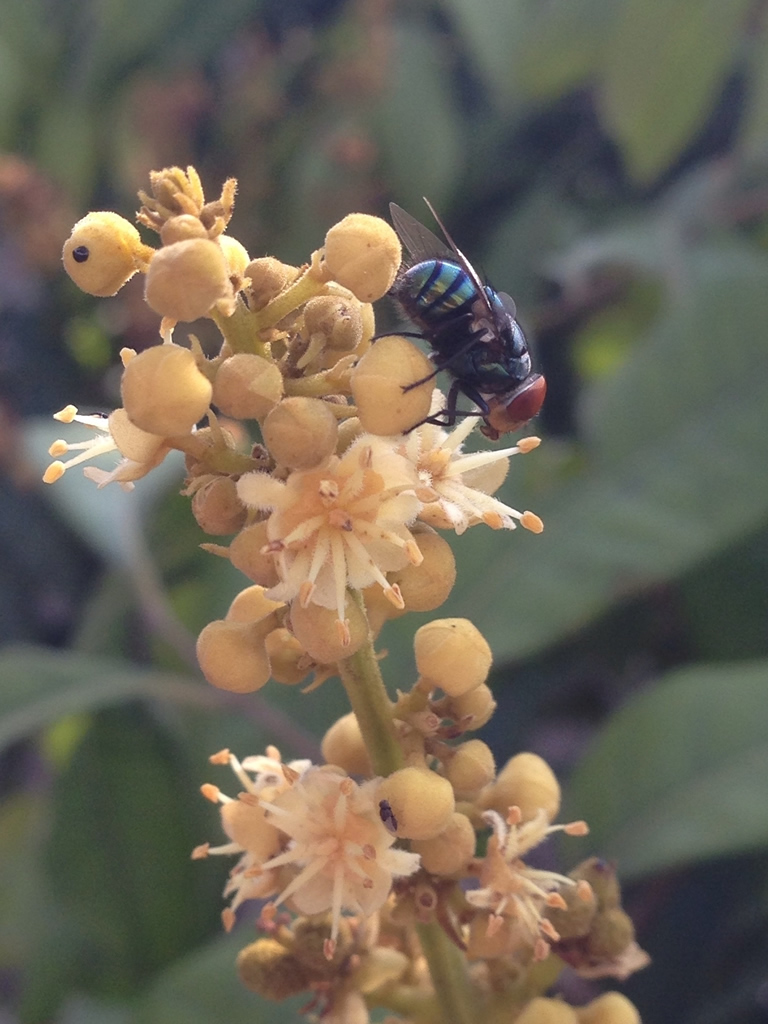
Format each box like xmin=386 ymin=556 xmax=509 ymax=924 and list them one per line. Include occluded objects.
xmin=497 ymin=291 xmax=518 ymax=321
xmin=390 ymin=202 xmax=452 ymax=262
xmin=421 ymin=198 xmax=496 ymax=323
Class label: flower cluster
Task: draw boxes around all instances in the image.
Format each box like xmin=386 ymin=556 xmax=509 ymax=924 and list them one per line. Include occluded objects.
xmin=51 ymin=167 xmax=646 ymax=1024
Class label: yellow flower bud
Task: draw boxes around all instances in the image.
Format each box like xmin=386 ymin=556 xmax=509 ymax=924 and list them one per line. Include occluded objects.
xmin=303 ymin=295 xmax=364 ymax=353
xmin=321 ymin=712 xmax=373 ymax=777
xmin=485 ymin=752 xmax=560 ymax=823
xmin=212 ymin=353 xmax=284 ymax=421
xmin=322 ymin=213 xmax=401 ymax=302
xmin=62 ymin=211 xmax=152 ymax=297
xmin=226 ymin=584 xmax=284 ymax=626
xmin=515 ymin=997 xmax=579 ymax=1024
xmin=264 ymin=628 xmax=311 ymax=686
xmin=159 ymin=214 xmax=208 ymax=245
xmin=586 ymin=907 xmax=636 ymax=959
xmin=445 ymin=739 xmax=495 ymax=798
xmin=229 ymin=521 xmax=280 ymax=587
xmin=144 ymin=238 xmax=232 ymax=321
xmin=196 ymin=619 xmax=271 ymax=693
xmin=445 ymin=683 xmax=497 ymax=730
xmin=377 ymin=766 xmax=455 ymax=841
xmin=576 ymin=993 xmax=641 ymax=1024
xmin=570 ymin=857 xmax=622 ymax=909
xmin=545 ymin=879 xmax=598 ymax=940
xmin=262 ymin=397 xmax=338 ymax=470
xmin=352 ymin=946 xmax=409 ymax=993
xmin=289 ymin=594 xmax=368 ymax=663
xmin=388 ymin=526 xmax=455 ymax=611
xmin=414 ymin=618 xmax=492 ymax=696
xmin=121 ymin=343 xmax=212 ymax=436
xmin=191 ymin=476 xmax=247 ymax=535
xmin=410 ymin=812 xmax=475 ymax=875
xmin=218 ymin=233 xmax=250 ymax=277
xmin=350 ymin=335 xmax=433 ymax=435
xmin=237 ymin=939 xmax=309 ymax=999
xmin=244 ymin=256 xmax=300 ymax=311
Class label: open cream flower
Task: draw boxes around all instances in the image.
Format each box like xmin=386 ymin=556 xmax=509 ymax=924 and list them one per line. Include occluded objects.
xmin=260 ymin=766 xmax=420 ymax=955
xmin=192 ymin=746 xmax=311 ymax=929
xmin=236 ymin=437 xmax=424 ymax=634
xmin=365 ymin=397 xmax=543 ymax=536
xmin=43 ymin=405 xmax=171 ymax=489
xmin=466 ymin=806 xmax=589 ymax=961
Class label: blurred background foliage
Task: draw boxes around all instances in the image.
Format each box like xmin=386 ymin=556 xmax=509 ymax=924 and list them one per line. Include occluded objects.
xmin=1 ymin=0 xmax=767 ymax=1021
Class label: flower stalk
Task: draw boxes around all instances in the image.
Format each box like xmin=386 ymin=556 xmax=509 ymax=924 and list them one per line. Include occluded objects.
xmin=51 ymin=165 xmax=648 ymax=1024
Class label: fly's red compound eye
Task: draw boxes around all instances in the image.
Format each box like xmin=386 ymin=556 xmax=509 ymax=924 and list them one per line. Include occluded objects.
xmin=484 ymin=374 xmax=546 ymax=437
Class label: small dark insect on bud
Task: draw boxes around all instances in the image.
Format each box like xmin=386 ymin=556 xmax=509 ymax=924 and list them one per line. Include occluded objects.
xmin=72 ymin=246 xmax=90 ymax=263
xmin=379 ymin=798 xmax=398 ymax=833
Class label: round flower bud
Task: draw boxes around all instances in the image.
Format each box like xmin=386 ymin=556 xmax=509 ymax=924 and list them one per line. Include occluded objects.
xmin=244 ymin=257 xmax=299 ymax=311
xmin=485 ymin=752 xmax=560 ymax=823
xmin=377 ymin=766 xmax=455 ymax=841
xmin=62 ymin=211 xmax=150 ymax=296
xmin=336 ymin=415 xmax=362 ymax=455
xmin=585 ymin=907 xmax=635 ymax=959
xmin=413 ymin=618 xmax=492 ymax=697
xmin=264 ymin=628 xmax=311 ymax=686
xmin=226 ymin=584 xmax=284 ymax=626
xmin=444 ymin=740 xmax=495 ymax=798
xmin=262 ymin=397 xmax=338 ymax=470
xmin=303 ymin=295 xmax=364 ymax=353
xmin=291 ymin=915 xmax=354 ymax=973
xmin=515 ymin=998 xmax=579 ymax=1024
xmin=218 ymin=234 xmax=250 ymax=277
xmin=387 ymin=527 xmax=455 ymax=611
xmin=545 ymin=879 xmax=597 ymax=940
xmin=213 ymin=353 xmax=284 ymax=421
xmin=121 ymin=343 xmax=212 ymax=436
xmin=196 ymin=619 xmax=271 ymax=693
xmin=289 ymin=595 xmax=369 ymax=663
xmin=363 ymin=582 xmax=405 ymax=638
xmin=350 ymin=335 xmax=432 ymax=435
xmin=144 ymin=237 xmax=232 ymax=321
xmin=569 ymin=857 xmax=621 ymax=910
xmin=191 ymin=476 xmax=247 ymax=535
xmin=220 ymin=799 xmax=281 ymax=861
xmin=352 ymin=946 xmax=409 ymax=994
xmin=576 ymin=993 xmax=641 ymax=1024
xmin=445 ymin=683 xmax=497 ymax=731
xmin=321 ymin=712 xmax=373 ymax=777
xmin=160 ymin=214 xmax=208 ymax=245
xmin=410 ymin=812 xmax=475 ymax=875
xmin=322 ymin=213 xmax=401 ymax=302
xmin=107 ymin=408 xmax=166 ymax=462
xmin=237 ymin=939 xmax=309 ymax=999
xmin=229 ymin=521 xmax=280 ymax=587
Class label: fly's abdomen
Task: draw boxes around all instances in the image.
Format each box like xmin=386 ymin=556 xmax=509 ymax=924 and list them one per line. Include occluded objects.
xmin=399 ymin=259 xmax=476 ymax=325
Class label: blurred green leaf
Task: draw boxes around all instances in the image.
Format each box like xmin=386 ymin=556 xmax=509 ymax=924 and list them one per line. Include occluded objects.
xmin=0 ymin=794 xmax=50 ymax=967
xmin=132 ymin=931 xmax=304 ymax=1024
xmin=739 ymin=23 xmax=768 ymax=161
xmin=441 ymin=243 xmax=768 ymax=661
xmin=0 ymin=646 xmax=207 ymax=751
xmin=514 ymin=0 xmax=616 ymax=101
xmin=375 ymin=24 xmax=462 ymax=212
xmin=47 ymin=705 xmax=222 ymax=994
xmin=563 ymin=660 xmax=768 ymax=877
xmin=599 ymin=0 xmax=749 ymax=183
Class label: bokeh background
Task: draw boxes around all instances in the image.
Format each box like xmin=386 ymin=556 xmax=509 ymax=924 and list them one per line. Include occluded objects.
xmin=2 ymin=1 xmax=768 ymax=1022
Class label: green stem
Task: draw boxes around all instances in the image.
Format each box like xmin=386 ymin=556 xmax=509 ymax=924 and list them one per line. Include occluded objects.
xmin=415 ymin=922 xmax=477 ymax=1024
xmin=211 ymin=299 xmax=269 ymax=357
xmin=251 ymin=268 xmax=328 ymax=331
xmin=337 ymin=606 xmax=403 ymax=778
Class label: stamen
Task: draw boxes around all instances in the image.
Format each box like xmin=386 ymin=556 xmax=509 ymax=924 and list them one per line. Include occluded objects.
xmin=521 ymin=511 xmax=544 ymax=533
